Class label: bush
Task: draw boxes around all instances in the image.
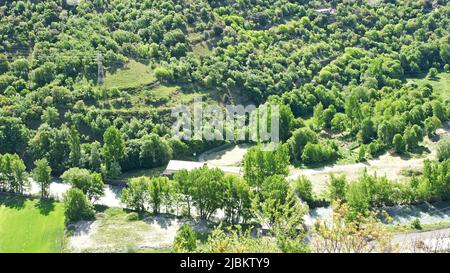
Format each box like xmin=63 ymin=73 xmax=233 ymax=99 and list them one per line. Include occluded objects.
xmin=63 ymin=188 xmax=95 ymax=224
xmin=427 ymin=67 xmax=438 ymax=79
xmin=358 ymin=145 xmax=366 ymax=162
xmin=287 ymin=127 xmax=318 ymax=161
xmin=61 ymin=168 xmax=105 ymax=202
xmin=393 ymin=134 xmax=405 ymax=154
xmin=424 ymin=116 xmax=441 ymax=137
xmin=411 ymin=219 xmax=422 ymax=230
xmin=301 ymin=142 xmax=337 ymax=164
xmin=328 ymin=174 xmax=347 ymax=201
xmin=345 ymin=180 xmax=371 ymax=220
xmin=154 ymin=67 xmax=173 ymax=82
xmin=173 ymin=224 xmax=197 ymax=252
xmin=294 ymin=176 xmax=314 ymax=206
xmin=437 ymin=137 xmax=450 ymax=161
xmin=126 ymin=212 xmax=139 ymax=221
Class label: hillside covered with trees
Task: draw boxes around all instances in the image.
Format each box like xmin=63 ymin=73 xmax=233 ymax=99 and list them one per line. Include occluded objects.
xmin=1 ymin=0 xmax=448 ymax=179
xmin=0 ymin=0 xmax=450 ymax=254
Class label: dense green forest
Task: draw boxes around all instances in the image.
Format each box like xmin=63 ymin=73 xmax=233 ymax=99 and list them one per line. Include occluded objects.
xmin=0 ymin=0 xmax=448 ymax=179
xmin=0 ymin=0 xmax=450 ymax=254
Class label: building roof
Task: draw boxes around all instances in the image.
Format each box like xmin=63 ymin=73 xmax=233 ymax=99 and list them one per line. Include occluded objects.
xmin=315 ymin=8 xmax=337 ymax=14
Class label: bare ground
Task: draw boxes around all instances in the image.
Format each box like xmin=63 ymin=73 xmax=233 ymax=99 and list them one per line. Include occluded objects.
xmin=393 ymin=227 xmax=450 ymax=252
xmin=288 ymin=122 xmax=449 ymax=194
xmin=199 ymin=143 xmax=251 ymax=166
xmin=67 ymin=211 xmax=210 ymax=253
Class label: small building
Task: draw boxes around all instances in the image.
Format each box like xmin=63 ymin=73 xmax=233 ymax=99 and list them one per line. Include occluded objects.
xmin=315 ymin=8 xmax=337 ymax=14
xmin=162 ymin=160 xmax=242 ymax=178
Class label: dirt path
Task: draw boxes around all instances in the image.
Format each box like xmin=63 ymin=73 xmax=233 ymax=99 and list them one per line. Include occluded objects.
xmin=393 ymin=227 xmax=450 ymax=252
xmin=288 ymin=122 xmax=449 ymax=193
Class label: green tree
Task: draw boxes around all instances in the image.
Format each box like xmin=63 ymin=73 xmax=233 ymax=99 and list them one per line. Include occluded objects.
xmin=0 ymin=117 xmax=29 ymax=155
xmin=377 ymin=121 xmax=395 ymax=145
xmin=359 ymin=119 xmax=376 ymax=144
xmin=313 ymin=102 xmax=324 ymax=128
xmin=286 ymin=127 xmax=318 ymax=162
xmin=139 ymin=134 xmax=172 ymax=168
xmin=243 ymin=145 xmax=289 ymax=191
xmin=32 ymin=159 xmax=52 ymax=199
xmin=173 ymin=224 xmax=197 ymax=252
xmin=272 ymin=190 xmax=309 ymax=253
xmin=345 ymin=179 xmax=371 ymax=220
xmin=259 ymin=175 xmax=290 ymax=226
xmin=424 ymin=116 xmax=442 ymax=137
xmin=174 ymin=169 xmax=194 ymax=217
xmin=89 ymin=141 xmax=102 ymax=172
xmin=432 ymin=101 xmax=447 ymax=123
xmin=327 ymin=174 xmax=347 ymax=201
xmin=0 ymin=54 xmax=9 ymax=74
xmin=437 ymin=137 xmax=450 ymax=162
xmin=427 ymin=67 xmax=438 ymax=79
xmin=148 ymin=177 xmax=171 ymax=214
xmin=294 ymin=176 xmax=314 ymax=206
xmin=121 ymin=177 xmax=150 ymax=212
xmin=358 ymin=145 xmax=366 ymax=162
xmin=41 ymin=107 xmax=59 ymax=127
xmin=322 ymin=105 xmax=337 ymax=129
xmin=278 ymin=104 xmax=295 ymax=142
xmin=10 ymin=154 xmax=27 ymax=194
xmin=189 ymin=166 xmax=226 ymax=220
xmin=61 ymin=168 xmax=104 ymax=202
xmin=154 ymin=67 xmax=173 ymax=82
xmin=69 ymin=127 xmax=81 ymax=167
xmin=102 ymin=126 xmax=125 ymax=179
xmin=63 ymin=188 xmax=95 ymax=224
xmin=222 ymin=175 xmax=252 ymax=224
xmin=90 ymin=172 xmax=105 ymax=202
xmin=404 ymin=125 xmax=423 ymax=151
xmin=393 ymin=134 xmax=406 ymax=154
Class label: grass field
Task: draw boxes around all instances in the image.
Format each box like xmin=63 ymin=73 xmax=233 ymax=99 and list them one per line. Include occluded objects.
xmin=104 ymin=60 xmax=156 ymax=89
xmin=0 ymin=194 xmax=65 ymax=253
xmin=407 ymin=72 xmax=450 ymax=100
xmin=120 ymin=167 xmax=166 ymax=181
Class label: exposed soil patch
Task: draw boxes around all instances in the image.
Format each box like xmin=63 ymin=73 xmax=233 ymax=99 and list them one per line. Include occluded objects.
xmin=288 ymin=122 xmax=449 ymax=194
xmin=67 ymin=209 xmax=210 ymax=253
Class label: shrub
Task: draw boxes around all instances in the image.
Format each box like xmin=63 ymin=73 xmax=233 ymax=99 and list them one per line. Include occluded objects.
xmin=358 ymin=145 xmax=366 ymax=162
xmin=367 ymin=140 xmax=384 ymax=157
xmin=345 ymin=180 xmax=371 ymax=220
xmin=437 ymin=137 xmax=450 ymax=161
xmin=154 ymin=67 xmax=173 ymax=82
xmin=173 ymin=224 xmax=197 ymax=252
xmin=411 ymin=219 xmax=422 ymax=230
xmin=302 ymin=142 xmax=337 ymax=164
xmin=328 ymin=174 xmax=347 ymax=201
xmin=427 ymin=67 xmax=438 ymax=79
xmin=294 ymin=176 xmax=314 ymax=206
xmin=126 ymin=212 xmax=139 ymax=221
xmin=63 ymin=188 xmax=95 ymax=224
xmin=393 ymin=134 xmax=405 ymax=154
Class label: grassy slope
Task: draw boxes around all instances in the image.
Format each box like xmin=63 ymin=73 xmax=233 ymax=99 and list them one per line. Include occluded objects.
xmin=0 ymin=194 xmax=65 ymax=253
xmin=104 ymin=60 xmax=156 ymax=89
xmin=407 ymin=72 xmax=450 ymax=100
